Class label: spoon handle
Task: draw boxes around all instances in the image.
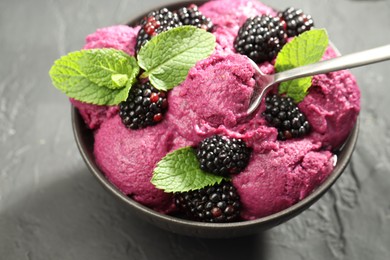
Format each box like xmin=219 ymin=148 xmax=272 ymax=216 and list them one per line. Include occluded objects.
xmin=274 ymin=44 xmax=390 ymax=84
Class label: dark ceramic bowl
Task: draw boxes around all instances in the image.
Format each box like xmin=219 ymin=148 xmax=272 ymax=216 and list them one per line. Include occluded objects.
xmin=71 ymin=0 xmax=359 ymax=238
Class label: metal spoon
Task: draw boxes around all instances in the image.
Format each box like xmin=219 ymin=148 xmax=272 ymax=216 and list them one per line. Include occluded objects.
xmin=247 ymin=44 xmax=390 ymax=115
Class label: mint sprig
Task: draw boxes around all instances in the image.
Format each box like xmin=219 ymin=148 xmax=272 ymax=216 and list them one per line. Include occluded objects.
xmin=275 ymin=29 xmax=329 ymax=102
xmin=152 ymin=147 xmax=227 ymax=193
xmin=138 ymin=26 xmax=216 ymax=91
xmin=49 ymin=27 xmax=216 ymax=104
xmin=49 ymin=48 xmax=139 ymax=105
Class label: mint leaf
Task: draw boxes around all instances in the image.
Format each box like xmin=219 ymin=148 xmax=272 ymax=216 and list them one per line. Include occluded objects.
xmin=137 ymin=26 xmax=216 ymax=91
xmin=79 ymin=49 xmax=138 ymax=89
xmin=49 ymin=49 xmax=139 ymax=105
xmin=278 ymin=77 xmax=312 ymax=102
xmin=275 ymin=29 xmax=329 ymax=102
xmin=152 ymin=147 xmax=226 ymax=193
xmin=111 ymin=74 xmax=129 ymax=87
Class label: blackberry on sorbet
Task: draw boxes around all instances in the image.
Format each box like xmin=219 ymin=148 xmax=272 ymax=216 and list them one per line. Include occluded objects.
xmin=135 ymin=8 xmax=182 ymax=53
xmin=263 ymin=94 xmax=310 ymax=140
xmin=277 ymin=7 xmax=314 ymax=37
xmin=176 ymin=4 xmax=213 ymax=31
xmin=196 ymin=135 xmax=251 ymax=176
xmin=119 ymin=81 xmax=168 ymax=130
xmin=234 ymin=15 xmax=287 ymax=63
xmin=175 ymin=181 xmax=241 ymax=223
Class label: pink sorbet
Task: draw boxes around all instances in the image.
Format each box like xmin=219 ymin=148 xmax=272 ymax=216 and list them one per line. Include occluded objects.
xmin=73 ymin=0 xmax=360 ymax=219
xmin=94 ymin=116 xmax=176 ymax=213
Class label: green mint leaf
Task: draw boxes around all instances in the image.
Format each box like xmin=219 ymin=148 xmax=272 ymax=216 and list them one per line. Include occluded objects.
xmin=111 ymin=74 xmax=129 ymax=87
xmin=279 ymin=77 xmax=312 ymax=102
xmin=152 ymin=147 xmax=227 ymax=193
xmin=78 ymin=49 xmax=138 ymax=89
xmin=49 ymin=49 xmax=139 ymax=105
xmin=275 ymin=29 xmax=329 ymax=102
xmin=137 ymin=26 xmax=216 ymax=91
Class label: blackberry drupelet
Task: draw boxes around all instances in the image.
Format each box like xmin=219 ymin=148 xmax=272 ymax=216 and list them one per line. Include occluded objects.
xmin=176 ymin=4 xmax=213 ymax=31
xmin=263 ymin=94 xmax=310 ymax=140
xmin=119 ymin=81 xmax=168 ymax=130
xmin=196 ymin=135 xmax=251 ymax=176
xmin=234 ymin=15 xmax=287 ymax=63
xmin=135 ymin=8 xmax=182 ymax=53
xmin=175 ymin=181 xmax=241 ymax=223
xmin=277 ymin=7 xmax=314 ymax=37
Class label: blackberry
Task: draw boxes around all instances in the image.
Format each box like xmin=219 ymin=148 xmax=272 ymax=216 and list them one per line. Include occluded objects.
xmin=176 ymin=4 xmax=213 ymax=31
xmin=263 ymin=94 xmax=310 ymax=140
xmin=135 ymin=8 xmax=182 ymax=53
xmin=175 ymin=181 xmax=241 ymax=223
xmin=277 ymin=7 xmax=314 ymax=37
xmin=196 ymin=135 xmax=251 ymax=176
xmin=234 ymin=15 xmax=287 ymax=63
xmin=119 ymin=81 xmax=168 ymax=130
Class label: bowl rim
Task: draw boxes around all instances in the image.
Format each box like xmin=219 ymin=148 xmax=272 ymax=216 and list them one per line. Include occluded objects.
xmin=70 ymin=0 xmax=360 ymax=236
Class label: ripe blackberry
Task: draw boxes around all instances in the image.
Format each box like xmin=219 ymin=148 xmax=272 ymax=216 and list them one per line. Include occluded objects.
xmin=277 ymin=7 xmax=314 ymax=37
xmin=234 ymin=15 xmax=287 ymax=63
xmin=175 ymin=181 xmax=241 ymax=223
xmin=119 ymin=81 xmax=168 ymax=130
xmin=176 ymin=4 xmax=213 ymax=31
xmin=196 ymin=135 xmax=251 ymax=176
xmin=263 ymin=94 xmax=310 ymax=140
xmin=135 ymin=8 xmax=182 ymax=53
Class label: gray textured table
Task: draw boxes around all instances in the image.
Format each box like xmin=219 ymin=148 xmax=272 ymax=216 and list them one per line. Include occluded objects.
xmin=1 ymin=0 xmax=390 ymax=259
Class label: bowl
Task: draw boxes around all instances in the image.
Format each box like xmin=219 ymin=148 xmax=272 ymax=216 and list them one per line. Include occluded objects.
xmin=71 ymin=0 xmax=359 ymax=238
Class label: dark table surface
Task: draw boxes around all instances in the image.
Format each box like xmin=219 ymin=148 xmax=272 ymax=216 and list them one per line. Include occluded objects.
xmin=1 ymin=0 xmax=390 ymax=259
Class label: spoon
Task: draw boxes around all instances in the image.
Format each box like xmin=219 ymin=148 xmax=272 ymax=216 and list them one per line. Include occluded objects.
xmin=247 ymin=44 xmax=390 ymax=115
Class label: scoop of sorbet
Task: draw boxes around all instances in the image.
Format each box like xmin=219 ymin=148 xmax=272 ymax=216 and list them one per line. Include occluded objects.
xmin=94 ymin=116 xmax=176 ymax=214
xmin=166 ymin=53 xmax=256 ymax=144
